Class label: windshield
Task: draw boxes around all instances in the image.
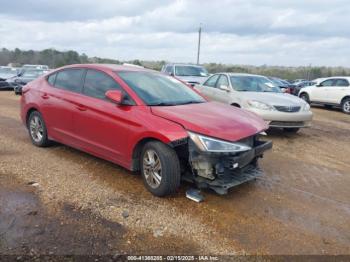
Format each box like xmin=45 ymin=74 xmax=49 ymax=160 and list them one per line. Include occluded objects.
xmin=280 ymin=79 xmax=291 ymax=85
xmin=175 ymin=66 xmax=208 ymax=77
xmin=230 ymin=76 xmax=281 ymax=93
xmin=269 ymin=78 xmax=287 ymax=87
xmin=22 ymin=70 xmax=44 ymax=78
xmin=117 ymin=71 xmax=206 ymax=106
xmin=0 ymin=68 xmax=17 ymax=75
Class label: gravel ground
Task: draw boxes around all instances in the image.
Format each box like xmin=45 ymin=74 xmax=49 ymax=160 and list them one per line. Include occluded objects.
xmin=0 ymin=91 xmax=349 ymax=256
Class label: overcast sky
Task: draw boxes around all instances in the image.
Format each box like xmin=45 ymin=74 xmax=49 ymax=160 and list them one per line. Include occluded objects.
xmin=0 ymin=0 xmax=349 ymax=66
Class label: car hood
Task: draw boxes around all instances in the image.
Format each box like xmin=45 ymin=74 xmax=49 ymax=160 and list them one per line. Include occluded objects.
xmin=176 ymin=76 xmax=208 ymax=84
xmin=151 ymin=101 xmax=267 ymax=142
xmin=240 ymin=92 xmax=306 ymax=106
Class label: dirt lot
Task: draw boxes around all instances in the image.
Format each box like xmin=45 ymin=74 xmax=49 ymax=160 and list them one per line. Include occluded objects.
xmin=0 ymin=90 xmax=349 ymax=256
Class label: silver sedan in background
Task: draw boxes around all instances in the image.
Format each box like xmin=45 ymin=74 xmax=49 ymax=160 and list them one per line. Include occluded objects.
xmin=195 ymin=73 xmax=313 ymax=133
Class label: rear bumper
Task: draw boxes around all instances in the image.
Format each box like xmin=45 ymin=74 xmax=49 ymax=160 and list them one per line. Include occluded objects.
xmin=184 ymin=138 xmax=272 ymax=195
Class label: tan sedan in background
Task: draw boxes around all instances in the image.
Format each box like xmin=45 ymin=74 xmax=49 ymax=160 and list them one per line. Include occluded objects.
xmin=195 ymin=73 xmax=313 ymax=133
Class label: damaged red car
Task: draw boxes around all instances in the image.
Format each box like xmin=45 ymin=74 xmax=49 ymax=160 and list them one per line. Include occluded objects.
xmin=20 ymin=64 xmax=272 ymax=196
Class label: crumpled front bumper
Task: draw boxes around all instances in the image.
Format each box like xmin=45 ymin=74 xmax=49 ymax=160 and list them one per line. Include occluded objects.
xmin=183 ymin=137 xmax=272 ymax=195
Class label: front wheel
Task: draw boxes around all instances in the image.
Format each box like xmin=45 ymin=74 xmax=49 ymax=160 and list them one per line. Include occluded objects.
xmin=284 ymin=128 xmax=300 ymax=133
xmin=341 ymin=98 xmax=350 ymax=114
xmin=140 ymin=141 xmax=181 ymax=197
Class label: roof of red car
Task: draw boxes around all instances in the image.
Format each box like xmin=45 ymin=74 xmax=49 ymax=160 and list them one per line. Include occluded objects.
xmin=61 ymin=63 xmax=155 ymax=72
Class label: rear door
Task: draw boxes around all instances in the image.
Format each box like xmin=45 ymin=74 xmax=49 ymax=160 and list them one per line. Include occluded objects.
xmin=328 ymin=78 xmax=350 ymax=104
xmin=72 ymin=69 xmax=136 ymax=165
xmin=40 ymin=68 xmax=85 ymax=143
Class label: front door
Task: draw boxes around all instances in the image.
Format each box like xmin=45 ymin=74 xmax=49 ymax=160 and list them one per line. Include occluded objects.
xmin=72 ymin=69 xmax=137 ymax=165
xmin=211 ymin=74 xmax=232 ymax=104
xmin=196 ymin=74 xmax=220 ymax=100
xmin=311 ymin=79 xmax=334 ymax=103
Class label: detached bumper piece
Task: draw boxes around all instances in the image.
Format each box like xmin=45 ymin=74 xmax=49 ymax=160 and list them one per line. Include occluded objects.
xmin=184 ymin=138 xmax=272 ymax=195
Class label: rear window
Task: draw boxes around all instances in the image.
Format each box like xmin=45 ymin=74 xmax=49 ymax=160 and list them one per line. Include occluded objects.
xmin=55 ymin=69 xmax=84 ymax=93
xmin=334 ymin=79 xmax=349 ymax=87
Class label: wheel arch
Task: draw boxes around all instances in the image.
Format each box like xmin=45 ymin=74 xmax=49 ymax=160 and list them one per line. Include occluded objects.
xmin=299 ymin=91 xmax=309 ymax=98
xmin=341 ymin=95 xmax=350 ymax=104
xmin=25 ymin=107 xmax=40 ymax=128
xmin=231 ymin=103 xmax=241 ymax=108
xmin=131 ymin=137 xmax=173 ymax=171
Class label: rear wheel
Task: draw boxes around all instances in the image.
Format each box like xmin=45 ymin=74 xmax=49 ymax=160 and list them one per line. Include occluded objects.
xmin=283 ymin=128 xmax=300 ymax=133
xmin=341 ymin=98 xmax=350 ymax=114
xmin=140 ymin=141 xmax=181 ymax=197
xmin=27 ymin=111 xmax=51 ymax=147
xmin=300 ymin=93 xmax=310 ymax=104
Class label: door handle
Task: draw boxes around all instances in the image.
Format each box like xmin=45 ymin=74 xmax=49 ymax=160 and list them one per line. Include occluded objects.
xmin=76 ymin=105 xmax=87 ymax=111
xmin=41 ymin=93 xmax=49 ymax=99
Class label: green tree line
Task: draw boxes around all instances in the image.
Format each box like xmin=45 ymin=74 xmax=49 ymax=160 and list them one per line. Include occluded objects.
xmin=1 ymin=48 xmax=350 ymax=81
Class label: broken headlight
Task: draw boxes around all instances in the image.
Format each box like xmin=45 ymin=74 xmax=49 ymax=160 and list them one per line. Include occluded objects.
xmin=188 ymin=132 xmax=251 ymax=153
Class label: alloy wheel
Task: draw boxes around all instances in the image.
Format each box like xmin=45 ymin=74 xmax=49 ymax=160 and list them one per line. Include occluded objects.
xmin=143 ymin=149 xmax=162 ymax=188
xmin=343 ymin=101 xmax=350 ymax=113
xmin=30 ymin=116 xmax=44 ymax=143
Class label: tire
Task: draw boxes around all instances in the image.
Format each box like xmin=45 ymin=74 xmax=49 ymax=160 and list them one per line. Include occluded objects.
xmin=299 ymin=93 xmax=310 ymax=104
xmin=283 ymin=128 xmax=300 ymax=133
xmin=140 ymin=141 xmax=181 ymax=197
xmin=341 ymin=98 xmax=350 ymax=114
xmin=27 ymin=111 xmax=51 ymax=147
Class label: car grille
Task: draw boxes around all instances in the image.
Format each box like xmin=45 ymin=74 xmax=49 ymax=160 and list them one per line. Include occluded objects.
xmin=269 ymin=121 xmax=305 ymax=127
xmin=274 ymin=105 xmax=301 ymax=112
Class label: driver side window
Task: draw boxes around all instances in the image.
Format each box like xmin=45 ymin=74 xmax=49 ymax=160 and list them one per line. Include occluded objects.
xmin=165 ymin=66 xmax=173 ymax=75
xmin=83 ymin=69 xmax=121 ymax=100
xmin=203 ymin=74 xmax=219 ymax=88
xmin=216 ymin=75 xmax=229 ymax=88
xmin=320 ymin=79 xmax=334 ymax=87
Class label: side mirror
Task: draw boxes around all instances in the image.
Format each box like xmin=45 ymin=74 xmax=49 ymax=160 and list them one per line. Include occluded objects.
xmin=105 ymin=90 xmax=123 ymax=104
xmin=219 ymin=85 xmax=230 ymax=92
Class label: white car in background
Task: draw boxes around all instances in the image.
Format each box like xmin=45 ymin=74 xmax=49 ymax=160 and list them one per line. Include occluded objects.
xmin=195 ymin=73 xmax=313 ymax=133
xmin=299 ymin=77 xmax=350 ymax=114
xmin=161 ymin=63 xmax=209 ymax=86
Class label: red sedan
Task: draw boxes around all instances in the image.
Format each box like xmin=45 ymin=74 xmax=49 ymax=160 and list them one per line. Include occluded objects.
xmin=20 ymin=64 xmax=272 ymax=196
